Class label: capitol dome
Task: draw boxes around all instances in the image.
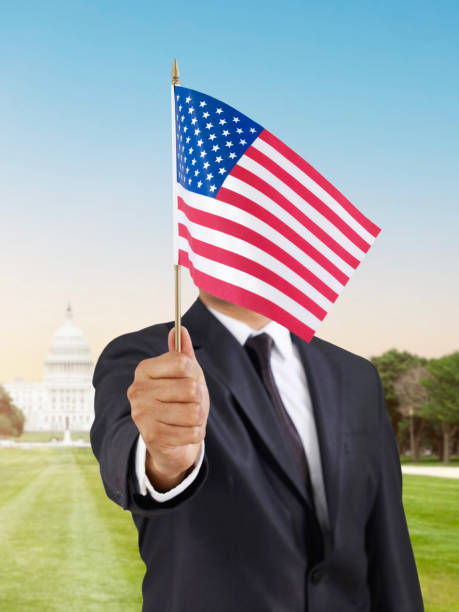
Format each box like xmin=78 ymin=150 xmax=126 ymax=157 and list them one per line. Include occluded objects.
xmin=44 ymin=304 xmax=93 ymax=381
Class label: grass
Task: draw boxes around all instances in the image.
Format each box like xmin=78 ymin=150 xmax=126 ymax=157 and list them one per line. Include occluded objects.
xmin=402 ymin=475 xmax=459 ymax=612
xmin=400 ymin=455 xmax=459 ymax=466
xmin=0 ymin=447 xmax=143 ymax=611
xmin=0 ymin=447 xmax=457 ymax=611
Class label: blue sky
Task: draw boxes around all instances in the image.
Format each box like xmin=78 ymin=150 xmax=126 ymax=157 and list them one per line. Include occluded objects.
xmin=1 ymin=0 xmax=458 ymax=380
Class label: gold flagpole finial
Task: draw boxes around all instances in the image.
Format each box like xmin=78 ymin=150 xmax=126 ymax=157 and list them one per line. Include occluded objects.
xmin=171 ymin=58 xmax=180 ymax=85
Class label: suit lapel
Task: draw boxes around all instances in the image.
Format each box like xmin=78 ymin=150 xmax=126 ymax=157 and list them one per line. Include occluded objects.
xmin=291 ymin=332 xmax=344 ymax=537
xmin=181 ymin=298 xmax=311 ymax=507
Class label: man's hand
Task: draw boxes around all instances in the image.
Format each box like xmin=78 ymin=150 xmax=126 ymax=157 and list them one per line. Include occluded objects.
xmin=128 ymin=325 xmax=210 ymax=492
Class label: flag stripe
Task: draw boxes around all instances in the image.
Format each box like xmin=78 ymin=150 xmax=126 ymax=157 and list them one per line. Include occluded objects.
xmin=178 ymin=207 xmax=335 ymax=309
xmin=259 ymin=129 xmax=382 ymax=238
xmin=178 ymin=248 xmax=317 ymax=340
xmin=235 ymin=153 xmax=366 ymax=262
xmin=228 ymin=165 xmax=360 ymax=269
xmin=177 ymin=184 xmax=346 ymax=292
xmin=245 ymin=145 xmax=371 ymax=253
xmin=214 ymin=188 xmax=349 ymax=285
xmin=178 ymin=222 xmax=328 ymax=320
xmin=253 ymin=136 xmax=377 ymax=246
xmin=177 ymin=195 xmax=340 ymax=302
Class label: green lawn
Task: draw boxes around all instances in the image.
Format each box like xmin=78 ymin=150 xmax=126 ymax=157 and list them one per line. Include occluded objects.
xmin=0 ymin=447 xmax=458 ymax=611
xmin=0 ymin=447 xmax=143 ymax=611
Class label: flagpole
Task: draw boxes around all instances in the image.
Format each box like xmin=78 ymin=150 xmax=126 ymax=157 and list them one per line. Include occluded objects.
xmin=171 ymin=58 xmax=181 ymax=352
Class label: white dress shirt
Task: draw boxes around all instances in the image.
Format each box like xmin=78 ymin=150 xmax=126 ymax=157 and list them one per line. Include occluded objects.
xmin=135 ymin=304 xmax=330 ymax=532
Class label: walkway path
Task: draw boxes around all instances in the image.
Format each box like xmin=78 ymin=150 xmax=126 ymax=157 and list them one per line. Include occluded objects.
xmin=402 ymin=465 xmax=459 ymax=479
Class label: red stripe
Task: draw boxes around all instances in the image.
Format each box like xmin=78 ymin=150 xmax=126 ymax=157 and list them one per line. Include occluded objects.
xmin=230 ymin=164 xmax=359 ymax=269
xmin=178 ymin=223 xmax=327 ymax=321
xmin=178 ymin=196 xmax=341 ymax=301
xmin=178 ymin=249 xmax=316 ymax=343
xmin=214 ymin=189 xmax=348 ymax=286
xmin=245 ymin=145 xmax=371 ymax=253
xmin=259 ymin=129 xmax=381 ymax=238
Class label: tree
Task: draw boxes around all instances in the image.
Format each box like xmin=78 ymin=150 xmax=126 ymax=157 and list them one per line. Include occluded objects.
xmin=393 ymin=365 xmax=429 ymax=461
xmin=0 ymin=386 xmax=25 ymax=437
xmin=420 ymin=352 xmax=459 ymax=463
xmin=370 ymin=349 xmax=427 ymax=450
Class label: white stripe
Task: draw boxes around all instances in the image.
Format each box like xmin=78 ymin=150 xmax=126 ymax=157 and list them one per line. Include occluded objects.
xmin=253 ymin=137 xmax=377 ymax=245
xmin=177 ymin=209 xmax=334 ymax=311
xmin=178 ymin=235 xmax=322 ymax=331
xmin=236 ymin=153 xmax=367 ymax=261
xmin=177 ymin=184 xmax=345 ymax=293
xmin=223 ymin=173 xmax=355 ymax=277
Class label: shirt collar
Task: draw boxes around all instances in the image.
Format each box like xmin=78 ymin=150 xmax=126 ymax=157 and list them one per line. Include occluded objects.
xmin=205 ymin=304 xmax=293 ymax=361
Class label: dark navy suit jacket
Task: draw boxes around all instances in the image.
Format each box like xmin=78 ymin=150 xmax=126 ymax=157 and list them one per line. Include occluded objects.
xmin=90 ymin=297 xmax=424 ymax=611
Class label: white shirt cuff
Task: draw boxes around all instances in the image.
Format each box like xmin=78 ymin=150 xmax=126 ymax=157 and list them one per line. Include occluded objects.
xmin=134 ymin=433 xmax=205 ymax=502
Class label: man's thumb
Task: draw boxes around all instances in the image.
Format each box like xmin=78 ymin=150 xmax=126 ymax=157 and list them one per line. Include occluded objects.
xmin=168 ymin=325 xmax=196 ymax=361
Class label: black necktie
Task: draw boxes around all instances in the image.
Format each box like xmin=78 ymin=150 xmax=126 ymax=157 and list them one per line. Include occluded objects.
xmin=244 ymin=332 xmax=313 ymax=500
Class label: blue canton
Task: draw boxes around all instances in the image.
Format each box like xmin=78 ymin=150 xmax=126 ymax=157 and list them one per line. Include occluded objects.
xmin=174 ymin=86 xmax=263 ymax=198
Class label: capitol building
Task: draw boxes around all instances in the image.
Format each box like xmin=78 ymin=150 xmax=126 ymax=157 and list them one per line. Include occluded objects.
xmin=3 ymin=305 xmax=95 ymax=432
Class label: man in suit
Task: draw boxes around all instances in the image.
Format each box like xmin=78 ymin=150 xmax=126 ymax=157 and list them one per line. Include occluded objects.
xmin=90 ymin=290 xmax=424 ymax=612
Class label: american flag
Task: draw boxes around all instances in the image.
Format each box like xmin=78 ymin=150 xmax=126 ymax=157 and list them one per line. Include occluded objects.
xmin=172 ymin=85 xmax=381 ymax=342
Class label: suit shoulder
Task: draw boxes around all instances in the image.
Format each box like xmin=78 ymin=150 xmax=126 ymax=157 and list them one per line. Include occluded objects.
xmin=99 ymin=320 xmax=173 ymax=359
xmin=311 ymin=334 xmax=377 ymax=378
xmin=94 ymin=320 xmax=175 ymax=382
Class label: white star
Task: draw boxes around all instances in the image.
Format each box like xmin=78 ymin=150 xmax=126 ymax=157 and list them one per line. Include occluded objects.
xmin=186 ymin=96 xmax=191 ymax=103
xmin=219 ymin=167 xmax=226 ymax=175
xmin=191 ymin=117 xmax=197 ymax=125
xmin=191 ymin=158 xmax=196 ymax=165
xmin=236 ymin=128 xmax=243 ymax=134
xmin=197 ymin=139 xmax=203 ymax=147
xmin=197 ymin=180 xmax=203 ymax=188
xmin=225 ymin=141 xmax=233 ymax=148
xmin=229 ymin=152 xmax=237 ymax=159
xmin=183 ymin=126 xmax=188 ymax=132
xmin=188 ymin=106 xmax=195 ymax=114
xmin=200 ymin=150 xmax=207 ymax=158
xmin=203 ymin=111 xmax=210 ymax=118
xmin=215 ymin=156 xmax=223 ymax=163
xmin=185 ymin=167 xmax=189 ymax=174
xmin=233 ymin=117 xmax=240 ymax=123
xmin=194 ymin=169 xmax=199 ymax=176
xmin=250 ymin=127 xmax=256 ymax=133
xmin=194 ymin=128 xmax=201 ymax=136
xmin=206 ymin=122 xmax=213 ymax=129
xmin=219 ymin=118 xmax=227 ymax=125
xmin=186 ymin=137 xmax=191 ymax=143
xmin=188 ymin=147 xmax=194 ymax=154
xmin=209 ymin=185 xmax=216 ymax=193
xmin=212 ymin=144 xmax=220 ymax=152
xmin=176 ymin=94 xmax=180 ymax=100
xmin=222 ymin=129 xmax=230 ymax=136
xmin=200 ymin=100 xmax=207 ymax=107
xmin=209 ymin=133 xmax=216 ymax=141
xmin=203 ymin=161 xmax=210 ymax=169
xmin=181 ymin=115 xmax=185 ymax=122
xmin=206 ymin=173 xmax=213 ymax=181
xmin=178 ymin=105 xmax=182 ymax=111
xmin=188 ymin=178 xmax=192 ymax=185
xmin=239 ymin=139 xmax=247 ymax=145
xmin=216 ymin=108 xmax=223 ymax=114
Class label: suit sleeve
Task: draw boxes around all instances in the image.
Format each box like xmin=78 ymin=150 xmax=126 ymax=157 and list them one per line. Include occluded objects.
xmin=365 ymin=365 xmax=424 ymax=612
xmin=89 ymin=330 xmax=209 ymax=518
